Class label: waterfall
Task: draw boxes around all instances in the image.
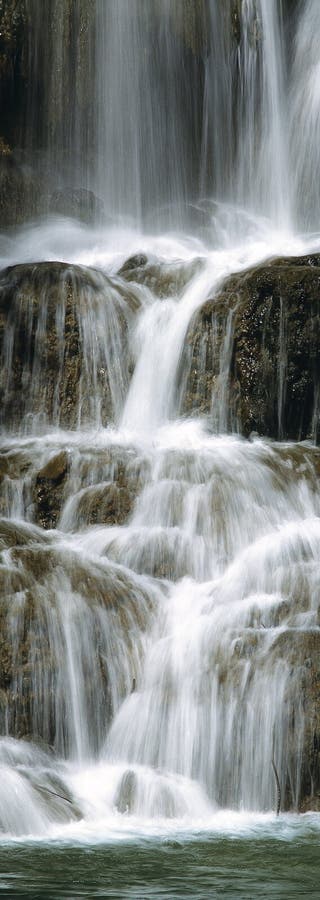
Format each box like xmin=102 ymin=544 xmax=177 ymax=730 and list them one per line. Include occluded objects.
xmin=1 ymin=228 xmax=319 ymax=833
xmin=19 ymin=0 xmax=305 ymax=229
xmin=18 ymin=1 xmax=320 ymax=230
xmin=201 ymin=0 xmax=290 ymax=228
xmin=94 ymin=0 xmax=203 ymax=224
xmin=0 ymin=0 xmax=319 ymax=841
xmin=290 ymin=0 xmax=320 ymax=229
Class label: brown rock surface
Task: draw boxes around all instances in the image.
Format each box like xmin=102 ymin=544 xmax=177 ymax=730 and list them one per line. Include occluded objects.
xmin=184 ymin=253 xmax=320 ymax=441
xmin=0 ymin=518 xmax=153 ymax=748
xmin=0 ymin=261 xmax=137 ymax=431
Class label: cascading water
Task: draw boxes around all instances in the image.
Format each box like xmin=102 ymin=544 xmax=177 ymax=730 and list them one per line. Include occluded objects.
xmin=201 ymin=0 xmax=290 ymax=228
xmin=21 ymin=0 xmax=316 ymax=230
xmin=0 ymin=0 xmax=320 ymax=849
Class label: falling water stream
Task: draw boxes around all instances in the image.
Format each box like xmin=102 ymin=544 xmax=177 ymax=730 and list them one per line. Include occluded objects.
xmin=0 ymin=1 xmax=320 ymax=897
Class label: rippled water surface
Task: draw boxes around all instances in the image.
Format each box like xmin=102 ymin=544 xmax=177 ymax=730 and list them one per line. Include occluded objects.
xmin=0 ymin=820 xmax=320 ymax=899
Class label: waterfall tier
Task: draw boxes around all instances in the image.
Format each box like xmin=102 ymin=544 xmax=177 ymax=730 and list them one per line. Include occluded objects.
xmin=0 ymin=236 xmax=320 ymax=835
xmin=1 ymin=0 xmax=320 ymax=230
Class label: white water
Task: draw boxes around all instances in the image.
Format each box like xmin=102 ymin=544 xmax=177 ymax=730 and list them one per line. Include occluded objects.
xmin=0 ymin=1 xmax=320 ymax=844
xmin=21 ymin=0 xmax=320 ymax=231
xmin=0 ymin=214 xmax=319 ymax=839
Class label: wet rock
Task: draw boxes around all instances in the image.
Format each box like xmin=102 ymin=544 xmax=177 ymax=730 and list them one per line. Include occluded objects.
xmin=33 ymin=451 xmax=69 ymax=530
xmin=0 ymin=518 xmax=49 ymax=549
xmin=299 ymin=794 xmax=320 ymax=813
xmin=105 ymin=527 xmax=193 ymax=581
xmin=0 ymin=261 xmax=136 ymax=431
xmin=0 ymin=531 xmax=154 ymax=748
xmin=118 ymin=254 xmax=148 ymax=274
xmin=0 ymin=449 xmax=33 ymax=481
xmin=115 ymin=769 xmax=137 ymax=813
xmin=118 ymin=255 xmax=203 ymax=298
xmin=0 ymin=0 xmax=26 ymax=76
xmin=8 ymin=539 xmax=154 ymax=634
xmin=169 ymin=0 xmax=207 ymax=56
xmin=269 ymin=630 xmax=320 ymax=810
xmin=75 ymin=482 xmax=135 ymax=528
xmin=0 ymin=0 xmax=28 ymax=150
xmin=209 ymin=624 xmax=320 ymax=811
xmin=36 ymin=451 xmax=68 ymax=483
xmin=38 ymin=445 xmax=148 ymax=531
xmin=31 ymin=773 xmax=82 ymax=822
xmin=0 ymin=156 xmax=45 ymax=226
xmin=0 ymin=441 xmax=149 ymax=531
xmin=48 ymin=188 xmax=104 ymax=224
xmin=0 ymin=444 xmax=51 ymax=521
xmin=184 ymin=253 xmax=320 ymax=441
xmin=0 ymin=261 xmax=80 ymax=429
xmin=64 ymin=447 xmax=148 ymax=530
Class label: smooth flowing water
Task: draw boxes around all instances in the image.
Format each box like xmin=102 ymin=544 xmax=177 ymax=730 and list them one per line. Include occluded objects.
xmin=22 ymin=0 xmax=320 ymax=230
xmin=1 ymin=1 xmax=320 ymax=897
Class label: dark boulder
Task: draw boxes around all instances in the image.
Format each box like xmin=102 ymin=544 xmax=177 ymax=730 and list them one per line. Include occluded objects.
xmin=183 ymin=254 xmax=320 ymax=441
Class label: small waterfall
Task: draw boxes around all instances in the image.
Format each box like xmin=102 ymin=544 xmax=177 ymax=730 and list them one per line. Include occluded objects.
xmin=23 ymin=0 xmax=96 ymax=200
xmin=94 ymin=0 xmax=203 ymax=224
xmin=290 ymin=0 xmax=320 ymax=229
xmin=201 ymin=0 xmax=290 ymax=228
xmin=0 ymin=262 xmax=142 ymax=433
xmin=17 ymin=1 xmax=320 ymax=230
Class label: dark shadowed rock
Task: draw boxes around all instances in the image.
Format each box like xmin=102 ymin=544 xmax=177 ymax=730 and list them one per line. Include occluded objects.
xmin=184 ymin=253 xmax=320 ymax=441
xmin=0 ymin=156 xmax=45 ymax=226
xmin=48 ymin=188 xmax=104 ymax=223
xmin=33 ymin=451 xmax=69 ymax=529
xmin=36 ymin=451 xmax=68 ymax=483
